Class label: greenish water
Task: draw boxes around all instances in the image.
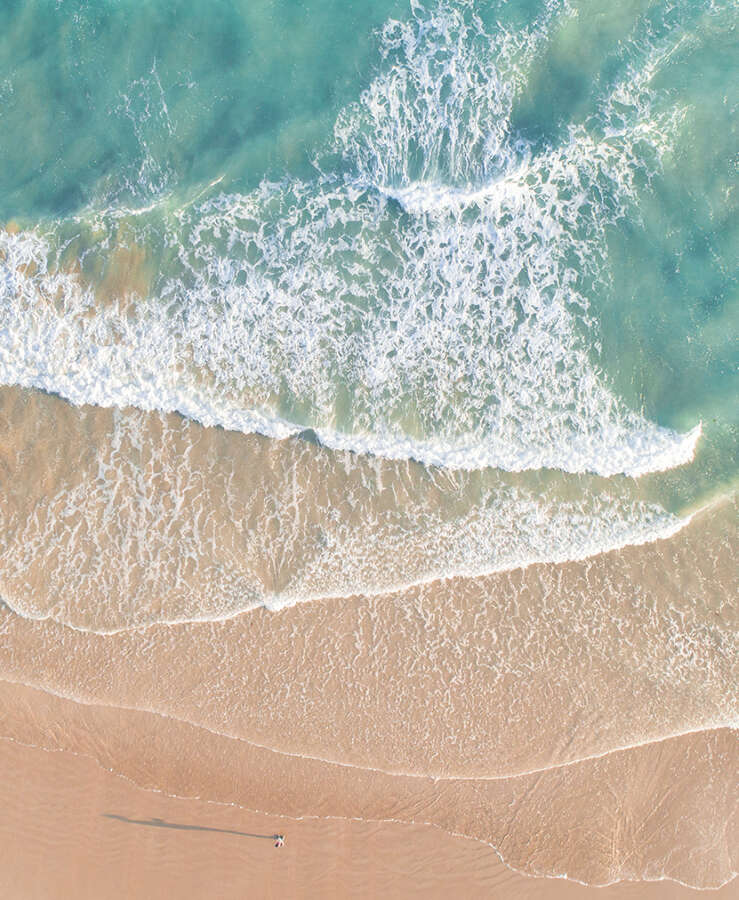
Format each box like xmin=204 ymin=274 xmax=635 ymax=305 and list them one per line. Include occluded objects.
xmin=0 ymin=0 xmax=736 ymax=557
xmin=0 ymin=0 xmax=406 ymax=214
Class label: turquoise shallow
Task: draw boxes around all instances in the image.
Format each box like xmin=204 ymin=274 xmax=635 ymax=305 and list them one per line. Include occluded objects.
xmin=0 ymin=0 xmax=736 ymax=547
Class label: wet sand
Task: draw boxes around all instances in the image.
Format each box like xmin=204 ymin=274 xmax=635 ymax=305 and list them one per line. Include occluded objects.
xmin=1 ymin=493 xmax=734 ymax=781
xmin=0 ymin=386 xmax=736 ymax=892
xmin=6 ymin=732 xmax=732 ymax=900
xmin=1 ymin=685 xmax=736 ymax=899
xmin=1 ymin=680 xmax=736 ymax=892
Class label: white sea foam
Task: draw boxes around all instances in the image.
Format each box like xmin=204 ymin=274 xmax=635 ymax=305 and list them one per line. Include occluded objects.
xmin=0 ymin=0 xmax=701 ymax=477
xmin=0 ymin=392 xmax=694 ymax=630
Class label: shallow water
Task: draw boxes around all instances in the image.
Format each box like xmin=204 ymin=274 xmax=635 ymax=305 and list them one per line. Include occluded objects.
xmin=0 ymin=384 xmax=700 ymax=630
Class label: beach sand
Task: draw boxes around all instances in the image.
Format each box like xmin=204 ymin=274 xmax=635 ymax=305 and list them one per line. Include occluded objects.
xmin=1 ymin=386 xmax=736 ymax=894
xmin=1 ymin=679 xmax=736 ymax=895
xmin=1 ymin=686 xmax=736 ymax=900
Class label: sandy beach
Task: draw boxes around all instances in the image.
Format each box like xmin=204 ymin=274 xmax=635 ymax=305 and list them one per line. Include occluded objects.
xmin=1 ymin=1 xmax=736 ymax=894
xmin=1 ymin=668 xmax=736 ymax=894
xmin=1 ymin=681 xmax=736 ymax=899
xmin=1 ymin=385 xmax=737 ymax=894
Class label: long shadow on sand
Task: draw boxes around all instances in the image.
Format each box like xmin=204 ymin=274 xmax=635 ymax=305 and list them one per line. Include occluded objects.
xmin=103 ymin=814 xmax=283 ymax=845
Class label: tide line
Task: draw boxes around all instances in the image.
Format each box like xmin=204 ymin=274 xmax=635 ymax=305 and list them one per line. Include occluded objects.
xmin=0 ymin=675 xmax=735 ymax=784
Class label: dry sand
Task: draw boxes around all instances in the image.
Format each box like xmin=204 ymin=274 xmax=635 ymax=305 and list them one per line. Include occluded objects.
xmin=1 ymin=679 xmax=736 ymax=893
xmin=1 ymin=692 xmax=736 ymax=900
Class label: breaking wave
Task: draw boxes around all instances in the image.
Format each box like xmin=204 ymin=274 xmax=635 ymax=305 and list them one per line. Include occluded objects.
xmin=0 ymin=0 xmax=700 ymax=476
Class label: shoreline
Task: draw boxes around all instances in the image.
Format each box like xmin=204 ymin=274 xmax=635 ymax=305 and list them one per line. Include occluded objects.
xmin=2 ymin=707 xmax=735 ymax=899
xmin=1 ymin=679 xmax=735 ymax=892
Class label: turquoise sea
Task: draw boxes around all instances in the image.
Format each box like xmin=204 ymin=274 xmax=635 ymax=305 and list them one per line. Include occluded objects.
xmin=0 ymin=0 xmax=736 ymax=610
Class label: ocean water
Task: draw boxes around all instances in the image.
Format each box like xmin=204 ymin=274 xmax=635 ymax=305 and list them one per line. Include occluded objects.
xmin=0 ymin=0 xmax=737 ymax=890
xmin=1 ymin=0 xmax=736 ymax=614
xmin=1 ymin=0 xmax=734 ymax=470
